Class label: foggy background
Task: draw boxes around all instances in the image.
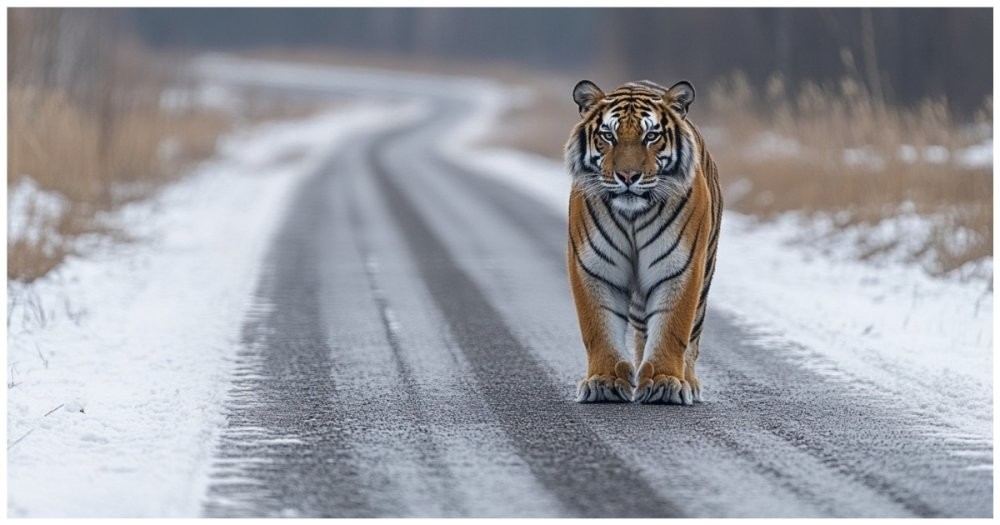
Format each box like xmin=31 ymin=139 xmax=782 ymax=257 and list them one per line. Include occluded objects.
xmin=129 ymin=8 xmax=991 ymax=116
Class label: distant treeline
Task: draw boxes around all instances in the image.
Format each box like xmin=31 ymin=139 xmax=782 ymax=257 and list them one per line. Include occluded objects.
xmin=129 ymin=8 xmax=990 ymax=116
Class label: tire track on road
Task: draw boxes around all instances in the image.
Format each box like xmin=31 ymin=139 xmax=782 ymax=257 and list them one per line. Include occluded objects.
xmin=343 ymin=190 xmax=465 ymax=515
xmin=369 ymin=128 xmax=683 ymax=518
xmin=203 ymin=152 xmax=376 ymax=517
xmin=341 ymin=141 xmax=573 ymax=516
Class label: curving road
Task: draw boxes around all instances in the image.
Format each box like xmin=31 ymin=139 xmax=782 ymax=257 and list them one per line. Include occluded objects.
xmin=196 ymin=59 xmax=992 ymax=518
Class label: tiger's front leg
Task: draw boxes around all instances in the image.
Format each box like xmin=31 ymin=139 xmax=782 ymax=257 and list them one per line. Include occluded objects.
xmin=567 ymin=193 xmax=635 ymax=403
xmin=632 ymin=252 xmax=706 ymax=406
xmin=568 ymin=257 xmax=635 ymax=403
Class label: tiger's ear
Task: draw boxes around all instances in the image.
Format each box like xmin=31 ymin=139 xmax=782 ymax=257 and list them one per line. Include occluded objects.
xmin=665 ymin=80 xmax=696 ymax=117
xmin=572 ymin=80 xmax=604 ymax=115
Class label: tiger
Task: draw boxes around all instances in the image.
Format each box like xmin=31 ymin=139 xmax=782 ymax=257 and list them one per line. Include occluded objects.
xmin=564 ymin=79 xmax=721 ymax=405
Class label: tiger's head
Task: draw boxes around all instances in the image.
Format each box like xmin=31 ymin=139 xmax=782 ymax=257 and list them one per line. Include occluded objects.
xmin=565 ymin=79 xmax=699 ymax=213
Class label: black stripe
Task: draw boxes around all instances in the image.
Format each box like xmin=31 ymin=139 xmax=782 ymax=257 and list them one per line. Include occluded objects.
xmin=643 ymin=308 xmax=669 ymax=324
xmin=644 ymin=217 xmax=705 ymax=305
xmin=576 ymin=129 xmax=589 ymax=169
xmin=639 ymin=186 xmax=692 ymax=251
xmin=663 ymin=125 xmax=684 ymax=174
xmin=599 ymin=198 xmax=632 ymax=242
xmin=582 ymin=224 xmax=617 ymax=266
xmin=691 ymin=313 xmax=705 ymax=341
xmin=635 ymin=201 xmax=666 ymax=233
xmin=699 ymin=264 xmax=715 ymax=303
xmin=602 ymin=306 xmax=629 ymax=323
xmin=617 ymin=207 xmax=644 ymax=222
xmin=570 ymin=234 xmax=629 ymax=297
xmin=647 ymin=207 xmax=697 ymax=268
xmin=706 ymin=212 xmax=721 ymax=252
xmin=584 ymin=198 xmax=628 ymax=260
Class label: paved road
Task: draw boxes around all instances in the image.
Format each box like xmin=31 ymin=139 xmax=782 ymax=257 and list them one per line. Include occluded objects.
xmin=198 ymin=64 xmax=992 ymax=518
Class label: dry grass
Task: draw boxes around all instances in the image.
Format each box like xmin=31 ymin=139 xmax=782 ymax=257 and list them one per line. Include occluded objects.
xmin=7 ymin=7 xmax=335 ymax=284
xmin=9 ymin=88 xmax=232 ymax=206
xmin=7 ymin=83 xmax=235 ymax=283
xmin=7 ymin=85 xmax=321 ymax=283
xmin=703 ymin=71 xmax=992 ymax=275
xmin=7 ymin=11 xmax=240 ymax=284
xmin=7 ymin=236 xmax=69 ymax=286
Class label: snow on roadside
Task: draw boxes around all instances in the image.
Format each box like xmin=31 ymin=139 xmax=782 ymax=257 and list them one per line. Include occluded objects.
xmin=955 ymin=138 xmax=993 ymax=168
xmin=779 ymin=205 xmax=993 ymax=283
xmin=732 ymin=131 xmax=992 ymax=170
xmin=8 ymin=178 xmax=68 ymax=250
xmin=712 ymin=214 xmax=991 ymax=437
xmin=442 ymin=89 xmax=993 ymax=441
xmin=6 ymin=102 xmax=406 ymax=517
xmin=160 ymin=82 xmax=245 ymax=115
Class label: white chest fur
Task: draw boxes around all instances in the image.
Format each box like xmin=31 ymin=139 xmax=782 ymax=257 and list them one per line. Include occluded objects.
xmin=578 ymin=195 xmax=695 ymax=302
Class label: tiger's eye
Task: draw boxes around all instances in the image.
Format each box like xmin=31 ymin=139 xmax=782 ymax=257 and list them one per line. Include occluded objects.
xmin=645 ymin=132 xmax=661 ymax=142
xmin=599 ymin=131 xmax=615 ymax=142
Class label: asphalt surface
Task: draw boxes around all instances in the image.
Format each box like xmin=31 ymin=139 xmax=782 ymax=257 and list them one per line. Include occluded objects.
xmin=199 ymin=72 xmax=992 ymax=517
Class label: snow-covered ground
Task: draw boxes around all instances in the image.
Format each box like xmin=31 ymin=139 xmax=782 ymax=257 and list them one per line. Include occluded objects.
xmin=6 ymin=102 xmax=408 ymax=517
xmin=7 ymin=56 xmax=993 ymax=516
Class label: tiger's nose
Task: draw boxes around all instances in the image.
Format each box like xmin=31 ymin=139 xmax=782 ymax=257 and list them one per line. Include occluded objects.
xmin=615 ymin=171 xmax=640 ymax=186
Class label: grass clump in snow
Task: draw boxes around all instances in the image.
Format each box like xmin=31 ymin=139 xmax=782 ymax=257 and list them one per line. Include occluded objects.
xmin=7 ymin=10 xmax=234 ymax=283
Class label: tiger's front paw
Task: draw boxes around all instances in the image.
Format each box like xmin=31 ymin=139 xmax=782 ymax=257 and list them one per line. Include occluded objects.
xmin=576 ymin=361 xmax=635 ymax=403
xmin=633 ymin=362 xmax=694 ymax=405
